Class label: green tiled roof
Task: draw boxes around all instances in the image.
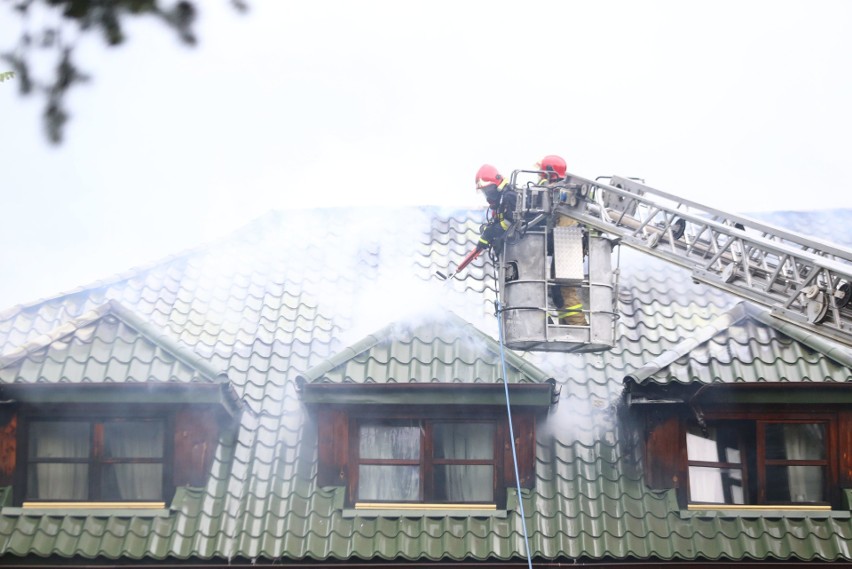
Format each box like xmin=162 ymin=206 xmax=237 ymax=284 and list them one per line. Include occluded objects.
xmin=0 ymin=299 xmax=240 ymax=413
xmin=626 ymin=302 xmax=852 ymax=386
xmin=0 ymin=207 xmax=850 ymax=564
xmin=0 ymin=300 xmax=226 ymax=384
xmin=298 ymin=311 xmax=552 ymax=385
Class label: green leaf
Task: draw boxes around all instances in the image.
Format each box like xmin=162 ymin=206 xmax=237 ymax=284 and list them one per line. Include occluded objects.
xmin=0 ymin=71 xmax=16 ymax=83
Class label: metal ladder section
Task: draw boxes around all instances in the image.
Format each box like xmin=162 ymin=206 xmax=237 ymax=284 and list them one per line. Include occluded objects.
xmin=545 ymin=172 xmax=852 ymax=347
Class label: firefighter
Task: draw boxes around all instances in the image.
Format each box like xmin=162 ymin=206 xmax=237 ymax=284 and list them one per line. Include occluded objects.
xmin=537 ymin=155 xmax=588 ymax=326
xmin=474 ymin=164 xmax=518 ymax=252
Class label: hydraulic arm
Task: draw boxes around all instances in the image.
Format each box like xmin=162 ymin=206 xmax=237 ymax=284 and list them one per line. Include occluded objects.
xmin=527 ymin=172 xmax=852 ymax=347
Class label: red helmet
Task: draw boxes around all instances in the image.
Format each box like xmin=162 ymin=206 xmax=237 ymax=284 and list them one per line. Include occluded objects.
xmin=537 ymin=155 xmax=567 ymax=181
xmin=475 ymin=164 xmax=502 ymax=190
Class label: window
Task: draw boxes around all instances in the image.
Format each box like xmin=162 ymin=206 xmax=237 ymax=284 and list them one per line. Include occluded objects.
xmin=687 ymin=422 xmax=747 ymax=504
xmin=312 ymin=398 xmax=541 ymax=509
xmin=23 ymin=416 xmax=168 ymax=502
xmin=635 ymin=385 xmax=852 ymax=510
xmin=355 ymin=420 xmax=497 ymax=503
xmin=686 ymin=417 xmax=832 ymax=506
xmin=1 ymin=390 xmax=231 ymax=508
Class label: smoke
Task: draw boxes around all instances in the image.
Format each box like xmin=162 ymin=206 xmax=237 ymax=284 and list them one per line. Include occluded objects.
xmin=281 ymin=206 xmax=481 ymax=347
xmin=533 ymin=350 xmax=625 ymax=446
xmin=341 ymin=273 xmax=459 ymax=347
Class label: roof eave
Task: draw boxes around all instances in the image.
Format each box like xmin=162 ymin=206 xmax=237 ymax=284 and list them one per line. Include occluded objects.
xmin=298 ymin=381 xmax=556 ymax=407
xmin=0 ymin=381 xmax=243 ymax=416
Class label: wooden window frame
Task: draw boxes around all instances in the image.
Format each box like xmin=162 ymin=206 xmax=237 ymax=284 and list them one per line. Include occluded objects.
xmin=757 ymin=418 xmax=831 ymax=504
xmin=351 ymin=417 xmax=503 ymax=505
xmin=15 ymin=405 xmax=176 ymax=505
xmin=316 ymin=403 xmax=537 ymax=509
xmin=685 ymin=409 xmax=839 ymax=508
xmin=686 ymin=420 xmax=751 ymax=504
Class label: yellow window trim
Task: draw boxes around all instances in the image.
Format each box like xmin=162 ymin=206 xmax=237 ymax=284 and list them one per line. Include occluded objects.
xmin=355 ymin=502 xmax=496 ymax=511
xmin=23 ymin=502 xmax=166 ymax=510
xmin=688 ymin=504 xmax=831 ymax=511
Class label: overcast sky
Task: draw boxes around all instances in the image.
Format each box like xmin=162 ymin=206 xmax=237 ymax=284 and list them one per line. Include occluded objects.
xmin=1 ymin=0 xmax=851 ymax=310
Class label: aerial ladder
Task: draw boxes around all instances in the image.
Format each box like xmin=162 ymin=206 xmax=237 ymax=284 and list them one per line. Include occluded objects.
xmin=495 ymin=170 xmax=852 ymax=353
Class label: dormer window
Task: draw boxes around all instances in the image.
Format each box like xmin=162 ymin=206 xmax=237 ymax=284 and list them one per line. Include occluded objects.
xmin=632 ymin=386 xmax=848 ymax=510
xmin=355 ymin=417 xmax=499 ymax=504
xmin=22 ymin=413 xmax=168 ymax=502
xmin=5 ymin=396 xmax=233 ymax=508
xmin=622 ymin=302 xmax=852 ymax=512
xmin=301 ymin=383 xmax=554 ymax=509
xmin=686 ymin=415 xmax=831 ymax=506
xmin=0 ymin=302 xmax=242 ymax=509
xmin=295 ymin=312 xmax=557 ymax=511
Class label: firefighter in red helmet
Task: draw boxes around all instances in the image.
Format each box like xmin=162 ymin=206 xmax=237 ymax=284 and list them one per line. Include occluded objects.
xmin=537 ymin=155 xmax=567 ymax=183
xmin=536 ymin=155 xmax=588 ymax=326
xmin=474 ymin=164 xmax=518 ymax=252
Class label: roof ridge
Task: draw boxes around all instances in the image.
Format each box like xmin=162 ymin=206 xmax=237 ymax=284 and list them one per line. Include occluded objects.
xmin=0 ymin=206 xmax=481 ymax=320
xmin=105 ymin=300 xmax=228 ymax=382
xmin=0 ymin=210 xmax=296 ymax=319
xmin=0 ymin=250 xmax=198 ymax=320
xmin=743 ymin=303 xmax=852 ymax=369
xmin=624 ymin=302 xmax=750 ymax=383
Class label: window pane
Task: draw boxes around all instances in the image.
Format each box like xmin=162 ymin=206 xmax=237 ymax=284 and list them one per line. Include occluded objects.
xmin=102 ymin=464 xmax=163 ymax=501
xmin=686 ymin=424 xmax=741 ymax=464
xmin=765 ymin=423 xmax=825 ymax=460
xmin=433 ymin=423 xmax=495 ymax=460
xmin=358 ymin=465 xmax=419 ymax=501
xmin=28 ymin=421 xmax=90 ymax=459
xmin=688 ymin=466 xmax=746 ymax=504
xmin=26 ymin=464 xmax=89 ymax=500
xmin=104 ymin=421 xmax=164 ymax=459
xmin=359 ymin=424 xmax=419 ymax=460
xmin=766 ymin=466 xmax=825 ymax=502
xmin=434 ymin=465 xmax=494 ymax=502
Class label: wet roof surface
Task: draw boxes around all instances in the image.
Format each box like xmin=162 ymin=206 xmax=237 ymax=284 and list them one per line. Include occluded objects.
xmin=0 ymin=207 xmax=850 ymax=563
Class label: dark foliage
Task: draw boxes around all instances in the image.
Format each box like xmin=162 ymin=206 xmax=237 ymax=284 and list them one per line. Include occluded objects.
xmin=1 ymin=0 xmax=247 ymax=144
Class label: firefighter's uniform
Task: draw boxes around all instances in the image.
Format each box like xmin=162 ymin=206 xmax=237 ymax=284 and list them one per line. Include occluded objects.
xmin=477 ymin=178 xmax=518 ymax=251
xmin=551 ymin=213 xmax=588 ymax=326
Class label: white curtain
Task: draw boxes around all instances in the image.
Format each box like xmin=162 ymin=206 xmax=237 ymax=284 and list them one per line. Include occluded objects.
xmin=687 ymin=431 xmax=725 ymax=503
xmin=686 ymin=426 xmax=743 ymax=504
xmin=725 ymin=446 xmax=744 ymax=504
xmin=104 ymin=421 xmax=163 ymax=500
xmin=29 ymin=421 xmax=89 ymax=500
xmin=436 ymin=423 xmax=494 ymax=503
xmin=356 ymin=423 xmax=495 ymax=502
xmin=358 ymin=465 xmax=420 ymax=501
xmin=782 ymin=423 xmax=824 ymax=502
xmin=358 ymin=424 xmax=420 ymax=501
